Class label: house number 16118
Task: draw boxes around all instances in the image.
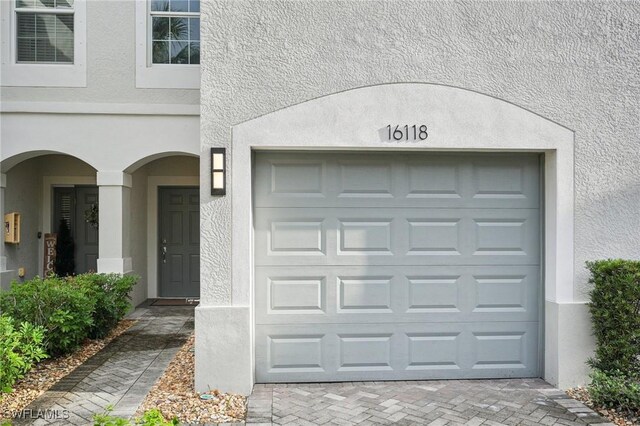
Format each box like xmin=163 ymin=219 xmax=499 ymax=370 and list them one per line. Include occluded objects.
xmin=386 ymin=124 xmax=428 ymax=141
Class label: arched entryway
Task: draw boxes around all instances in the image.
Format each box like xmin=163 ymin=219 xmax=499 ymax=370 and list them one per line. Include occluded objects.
xmin=125 ymin=153 xmax=200 ymax=303
xmin=0 ymin=152 xmax=98 ymax=287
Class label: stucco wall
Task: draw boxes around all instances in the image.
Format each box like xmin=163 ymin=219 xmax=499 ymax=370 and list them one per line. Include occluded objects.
xmin=0 ymin=113 xmax=199 ymax=173
xmin=4 ymin=158 xmax=41 ymax=283
xmin=199 ymin=0 xmax=640 ymax=304
xmin=0 ymin=0 xmax=198 ymax=105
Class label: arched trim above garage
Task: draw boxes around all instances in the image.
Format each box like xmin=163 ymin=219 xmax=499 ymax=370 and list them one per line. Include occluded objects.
xmin=212 ymin=82 xmax=576 ymax=391
xmin=231 ymin=82 xmax=574 ymax=303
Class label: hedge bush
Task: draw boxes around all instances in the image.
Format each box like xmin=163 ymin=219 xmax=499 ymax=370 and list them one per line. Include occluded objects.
xmin=0 ymin=276 xmax=95 ymax=356
xmin=73 ymin=273 xmax=136 ymax=339
xmin=0 ymin=274 xmax=138 ymax=357
xmin=0 ymin=314 xmax=47 ymax=393
xmin=586 ymin=259 xmax=640 ymax=376
xmin=93 ymin=407 xmax=178 ymax=426
xmin=589 ymin=369 xmax=640 ymax=412
xmin=586 ymin=259 xmax=640 ymax=412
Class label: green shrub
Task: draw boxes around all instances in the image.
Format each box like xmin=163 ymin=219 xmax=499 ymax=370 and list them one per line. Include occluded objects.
xmin=73 ymin=274 xmax=137 ymax=339
xmin=586 ymin=259 xmax=640 ymax=377
xmin=589 ymin=369 xmax=640 ymax=412
xmin=93 ymin=407 xmax=178 ymax=426
xmin=586 ymin=259 xmax=640 ymax=414
xmin=0 ymin=314 xmax=48 ymax=393
xmin=138 ymin=409 xmax=178 ymax=426
xmin=0 ymin=276 xmax=95 ymax=357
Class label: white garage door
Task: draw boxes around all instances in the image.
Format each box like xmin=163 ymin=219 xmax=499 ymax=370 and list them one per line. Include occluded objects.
xmin=254 ymin=152 xmax=541 ymax=383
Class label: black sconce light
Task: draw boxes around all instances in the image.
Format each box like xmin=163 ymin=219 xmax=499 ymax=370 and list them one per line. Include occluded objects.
xmin=211 ymin=148 xmax=226 ymax=196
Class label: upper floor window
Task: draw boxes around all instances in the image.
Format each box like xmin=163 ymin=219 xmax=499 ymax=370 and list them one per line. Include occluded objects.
xmin=1 ymin=0 xmax=86 ymax=87
xmin=15 ymin=0 xmax=75 ymax=63
xmin=134 ymin=0 xmax=199 ymax=88
xmin=150 ymin=0 xmax=199 ymax=65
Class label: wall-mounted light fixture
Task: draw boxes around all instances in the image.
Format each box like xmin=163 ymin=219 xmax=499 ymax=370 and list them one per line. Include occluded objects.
xmin=211 ymin=148 xmax=226 ymax=196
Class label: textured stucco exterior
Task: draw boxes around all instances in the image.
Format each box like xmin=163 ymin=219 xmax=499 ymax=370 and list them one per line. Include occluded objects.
xmin=199 ymin=0 xmax=640 ymax=305
xmin=0 ymin=0 xmax=638 ymax=396
xmin=1 ymin=0 xmax=200 ymax=300
xmin=0 ymin=0 xmax=198 ymax=105
xmin=196 ymin=0 xmax=640 ymax=392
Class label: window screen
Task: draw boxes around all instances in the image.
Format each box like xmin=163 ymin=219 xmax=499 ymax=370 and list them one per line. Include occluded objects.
xmin=15 ymin=0 xmax=74 ymax=63
xmin=150 ymin=0 xmax=200 ymax=65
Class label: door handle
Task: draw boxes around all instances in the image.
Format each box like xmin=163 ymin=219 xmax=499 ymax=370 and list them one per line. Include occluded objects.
xmin=161 ymin=240 xmax=167 ymax=263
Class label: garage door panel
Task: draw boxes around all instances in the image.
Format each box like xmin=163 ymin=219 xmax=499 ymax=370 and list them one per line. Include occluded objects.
xmin=469 ymin=156 xmax=539 ymax=202
xmin=254 ymin=152 xmax=541 ymax=383
xmin=254 ymin=157 xmax=329 ymax=199
xmin=406 ymin=158 xmax=463 ymax=200
xmin=337 ymin=159 xmax=395 ymax=198
xmin=269 ymin=220 xmax=326 ymax=255
xmin=338 ymin=219 xmax=394 ymax=255
xmin=338 ymin=276 xmax=394 ymax=313
xmin=255 ymin=322 xmax=538 ymax=383
xmin=268 ymin=335 xmax=325 ymax=369
xmin=255 ymin=208 xmax=539 ymax=266
xmin=337 ymin=333 xmax=395 ymax=371
xmin=268 ymin=276 xmax=326 ymax=314
xmin=255 ymin=266 xmax=539 ymax=324
xmin=254 ymin=153 xmax=539 ymax=209
xmin=406 ymin=331 xmax=462 ymax=371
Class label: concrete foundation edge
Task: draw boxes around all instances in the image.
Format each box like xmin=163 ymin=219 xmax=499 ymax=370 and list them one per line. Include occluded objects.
xmin=545 ymin=300 xmax=594 ymax=389
xmin=194 ymin=305 xmax=253 ymax=395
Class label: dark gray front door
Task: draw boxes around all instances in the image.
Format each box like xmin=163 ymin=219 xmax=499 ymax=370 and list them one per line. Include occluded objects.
xmin=75 ymin=187 xmax=99 ymax=273
xmin=159 ymin=187 xmax=200 ymax=297
xmin=53 ymin=186 xmax=99 ymax=274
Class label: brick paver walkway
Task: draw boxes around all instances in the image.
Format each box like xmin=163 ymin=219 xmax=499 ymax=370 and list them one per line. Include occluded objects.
xmin=13 ymin=304 xmax=194 ymax=425
xmin=246 ymin=379 xmax=613 ymax=426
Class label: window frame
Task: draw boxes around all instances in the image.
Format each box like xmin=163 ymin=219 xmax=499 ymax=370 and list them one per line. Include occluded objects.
xmin=0 ymin=0 xmax=86 ymax=87
xmin=135 ymin=0 xmax=200 ymax=89
xmin=149 ymin=4 xmax=200 ymax=65
xmin=15 ymin=3 xmax=75 ymax=64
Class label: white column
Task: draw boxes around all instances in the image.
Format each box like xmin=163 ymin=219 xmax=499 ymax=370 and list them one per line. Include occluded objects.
xmin=96 ymin=171 xmax=132 ymax=274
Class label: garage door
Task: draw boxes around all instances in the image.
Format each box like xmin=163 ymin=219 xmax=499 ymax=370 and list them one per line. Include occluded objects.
xmin=254 ymin=152 xmax=541 ymax=383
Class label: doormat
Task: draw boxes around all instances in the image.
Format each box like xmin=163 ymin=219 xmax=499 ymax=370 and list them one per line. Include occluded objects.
xmin=150 ymin=299 xmax=198 ymax=306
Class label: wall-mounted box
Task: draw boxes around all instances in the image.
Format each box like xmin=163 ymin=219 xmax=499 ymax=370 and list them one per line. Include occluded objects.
xmin=4 ymin=212 xmax=21 ymax=244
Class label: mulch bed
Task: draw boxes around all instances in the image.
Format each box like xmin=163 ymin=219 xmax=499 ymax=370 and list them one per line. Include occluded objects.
xmin=0 ymin=319 xmax=136 ymax=421
xmin=567 ymin=387 xmax=640 ymax=426
xmin=136 ymin=334 xmax=246 ymax=424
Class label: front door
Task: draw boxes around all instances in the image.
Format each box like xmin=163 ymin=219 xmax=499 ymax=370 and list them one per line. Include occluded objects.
xmin=159 ymin=187 xmax=200 ymax=297
xmin=53 ymin=186 xmax=99 ymax=274
xmin=75 ymin=186 xmax=99 ymax=273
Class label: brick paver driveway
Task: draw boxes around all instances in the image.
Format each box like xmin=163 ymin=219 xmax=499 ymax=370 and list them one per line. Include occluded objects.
xmin=246 ymin=379 xmax=612 ymax=426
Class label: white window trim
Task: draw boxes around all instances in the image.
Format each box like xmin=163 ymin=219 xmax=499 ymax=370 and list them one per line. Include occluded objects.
xmin=135 ymin=0 xmax=200 ymax=89
xmin=0 ymin=0 xmax=87 ymax=87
